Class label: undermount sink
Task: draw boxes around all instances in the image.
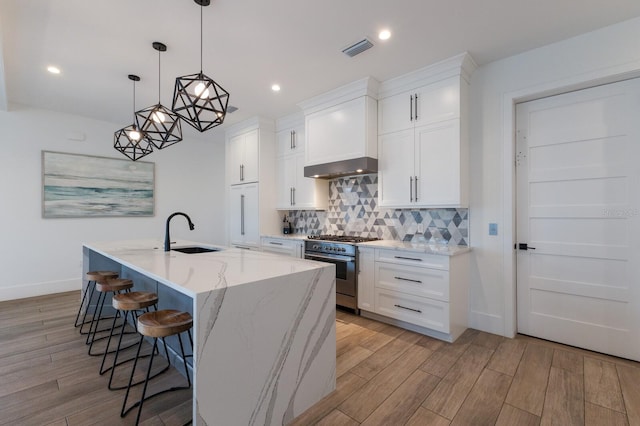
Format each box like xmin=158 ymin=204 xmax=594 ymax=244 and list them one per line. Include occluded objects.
xmin=172 ymin=246 xmax=219 ymax=254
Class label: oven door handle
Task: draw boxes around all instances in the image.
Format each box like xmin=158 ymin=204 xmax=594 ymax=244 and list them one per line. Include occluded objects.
xmin=305 ymin=253 xmax=352 ymax=263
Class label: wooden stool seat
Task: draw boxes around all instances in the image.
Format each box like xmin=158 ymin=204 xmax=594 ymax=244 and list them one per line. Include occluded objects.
xmin=137 ymin=310 xmax=193 ymax=338
xmin=86 ymin=270 xmax=119 ymax=283
xmin=96 ymin=278 xmax=133 ymax=293
xmin=113 ymin=292 xmax=158 ymax=311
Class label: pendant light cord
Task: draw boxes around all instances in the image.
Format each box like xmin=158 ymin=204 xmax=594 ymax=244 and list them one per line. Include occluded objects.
xmin=200 ymin=2 xmax=203 ymax=73
xmin=132 ymin=79 xmax=136 ymax=126
xmin=158 ymin=49 xmax=161 ymax=103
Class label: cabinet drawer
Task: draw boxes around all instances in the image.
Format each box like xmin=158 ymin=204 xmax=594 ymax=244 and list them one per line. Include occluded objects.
xmin=376 ymin=262 xmax=449 ymax=301
xmin=375 ymin=249 xmax=449 ymax=270
xmin=261 ymin=238 xmax=302 ymax=257
xmin=375 ymin=288 xmax=449 ymax=333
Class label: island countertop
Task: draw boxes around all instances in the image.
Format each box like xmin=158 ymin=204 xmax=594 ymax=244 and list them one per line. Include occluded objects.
xmin=83 ymin=239 xmax=336 ymax=425
xmin=84 ymin=239 xmax=331 ymax=297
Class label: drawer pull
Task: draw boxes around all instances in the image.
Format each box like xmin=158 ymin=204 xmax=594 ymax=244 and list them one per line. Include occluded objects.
xmin=394 ymin=276 xmax=422 ymax=284
xmin=269 ymin=242 xmax=284 ymax=246
xmin=394 ymin=304 xmax=422 ymax=314
xmin=394 ymin=256 xmax=423 ymax=262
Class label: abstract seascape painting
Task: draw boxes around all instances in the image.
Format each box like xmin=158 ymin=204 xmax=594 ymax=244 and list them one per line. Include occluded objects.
xmin=42 ymin=151 xmax=154 ymax=218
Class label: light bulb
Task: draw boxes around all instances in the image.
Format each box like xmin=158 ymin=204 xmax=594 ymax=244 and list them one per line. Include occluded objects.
xmin=129 ymin=129 xmax=141 ymax=141
xmin=152 ymin=110 xmax=166 ymax=123
xmin=194 ymin=82 xmax=210 ymax=99
xmin=378 ymin=29 xmax=391 ymax=40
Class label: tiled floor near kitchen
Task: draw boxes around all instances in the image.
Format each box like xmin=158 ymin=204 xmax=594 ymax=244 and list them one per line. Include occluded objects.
xmin=1 ymin=292 xmax=639 ymax=425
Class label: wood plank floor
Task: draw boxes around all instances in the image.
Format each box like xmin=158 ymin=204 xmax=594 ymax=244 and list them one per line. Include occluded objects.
xmin=2 ymin=292 xmax=640 ymax=425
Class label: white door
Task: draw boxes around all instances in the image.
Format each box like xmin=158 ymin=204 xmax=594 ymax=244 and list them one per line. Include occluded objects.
xmin=516 ymin=78 xmax=640 ymax=361
xmin=378 ymin=129 xmax=415 ymax=207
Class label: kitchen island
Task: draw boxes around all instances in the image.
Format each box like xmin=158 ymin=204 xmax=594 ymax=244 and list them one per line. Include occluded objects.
xmin=83 ymin=239 xmax=336 ymax=425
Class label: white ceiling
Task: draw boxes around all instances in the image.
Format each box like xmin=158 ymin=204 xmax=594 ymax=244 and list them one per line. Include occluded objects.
xmin=1 ymin=0 xmax=640 ymax=139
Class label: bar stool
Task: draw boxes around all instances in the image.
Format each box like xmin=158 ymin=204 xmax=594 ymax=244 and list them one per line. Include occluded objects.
xmin=100 ymin=291 xmax=168 ymax=391
xmin=75 ymin=270 xmax=119 ymax=334
xmin=86 ymin=278 xmax=134 ymax=356
xmin=121 ymin=309 xmax=193 ymax=425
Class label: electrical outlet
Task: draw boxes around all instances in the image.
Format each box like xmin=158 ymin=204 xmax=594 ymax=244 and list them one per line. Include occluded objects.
xmin=417 ymin=223 xmax=424 ymax=233
xmin=489 ymin=223 xmax=498 ymax=236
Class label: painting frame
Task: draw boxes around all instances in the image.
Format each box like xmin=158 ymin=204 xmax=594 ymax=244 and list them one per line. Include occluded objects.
xmin=42 ymin=151 xmax=155 ymax=218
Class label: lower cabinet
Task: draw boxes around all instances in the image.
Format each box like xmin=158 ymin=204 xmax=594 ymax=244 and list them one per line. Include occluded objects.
xmin=260 ymin=237 xmax=303 ymax=258
xmin=229 ymin=183 xmax=260 ymax=248
xmin=358 ymin=246 xmax=469 ymax=342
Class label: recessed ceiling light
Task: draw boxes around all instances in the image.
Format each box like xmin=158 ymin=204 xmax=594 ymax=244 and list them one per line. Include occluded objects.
xmin=271 ymin=84 xmax=281 ymax=92
xmin=47 ymin=66 xmax=61 ymax=74
xmin=378 ymin=29 xmax=391 ymax=41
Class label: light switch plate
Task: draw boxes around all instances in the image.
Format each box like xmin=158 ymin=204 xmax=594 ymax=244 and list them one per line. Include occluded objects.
xmin=489 ymin=223 xmax=498 ymax=236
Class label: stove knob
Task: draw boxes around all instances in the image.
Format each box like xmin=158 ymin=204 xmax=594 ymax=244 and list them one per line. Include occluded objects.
xmin=341 ymin=248 xmax=346 ymax=252
xmin=313 ymin=244 xmax=319 ymax=250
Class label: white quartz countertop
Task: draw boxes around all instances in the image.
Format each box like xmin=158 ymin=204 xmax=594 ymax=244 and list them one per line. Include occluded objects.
xmin=356 ymin=239 xmax=471 ymax=256
xmin=84 ymin=239 xmax=332 ymax=297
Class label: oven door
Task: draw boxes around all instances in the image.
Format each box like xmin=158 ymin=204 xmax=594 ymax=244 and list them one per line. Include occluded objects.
xmin=304 ymin=252 xmax=356 ymax=297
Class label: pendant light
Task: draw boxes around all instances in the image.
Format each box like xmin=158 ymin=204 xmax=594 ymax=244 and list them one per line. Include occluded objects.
xmin=114 ymin=75 xmax=154 ymax=161
xmin=172 ymin=0 xmax=229 ymax=132
xmin=136 ymin=42 xmax=183 ymax=149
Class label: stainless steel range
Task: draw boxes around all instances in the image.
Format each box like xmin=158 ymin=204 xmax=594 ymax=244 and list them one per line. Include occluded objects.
xmin=304 ymin=235 xmax=379 ymax=313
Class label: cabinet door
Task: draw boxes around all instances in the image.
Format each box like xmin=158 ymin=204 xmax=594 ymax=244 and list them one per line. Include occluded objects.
xmin=292 ymin=153 xmax=328 ymax=210
xmin=276 ymin=125 xmax=304 ymax=156
xmin=378 ymin=129 xmax=415 ymax=207
xmin=358 ymin=247 xmax=375 ymax=311
xmin=276 ymin=154 xmax=297 ymax=209
xmin=242 ymin=129 xmax=259 ymax=184
xmin=378 ymin=89 xmax=414 ymax=135
xmin=414 ymin=76 xmax=460 ymax=127
xmin=228 ymin=134 xmax=245 ymax=185
xmin=415 ymin=119 xmax=461 ymax=207
xmin=229 ymin=183 xmax=260 ymax=247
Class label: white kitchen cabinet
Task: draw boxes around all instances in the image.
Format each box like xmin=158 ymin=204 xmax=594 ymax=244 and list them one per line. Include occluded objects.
xmin=377 ymin=53 xmax=474 ymax=208
xmin=260 ymin=236 xmax=303 ymax=258
xmin=276 ymin=152 xmax=328 ymax=210
xmin=226 ymin=117 xmax=280 ymax=248
xmin=378 ymin=76 xmax=460 ymax=135
xmin=379 ymin=119 xmax=463 ymax=207
xmin=229 ymin=183 xmax=260 ymax=248
xmin=275 ymin=114 xmax=328 ymax=210
xmin=357 ymin=247 xmax=375 ymax=311
xmin=228 ymin=128 xmax=259 ymax=185
xmin=276 ymin=124 xmax=304 ymax=157
xmin=360 ymin=246 xmax=469 ymax=343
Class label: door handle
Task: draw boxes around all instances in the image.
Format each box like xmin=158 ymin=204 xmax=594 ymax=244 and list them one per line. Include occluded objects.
xmin=292 ymin=130 xmax=296 ymax=149
xmin=518 ymin=243 xmax=536 ymax=250
xmin=394 ymin=276 xmax=422 ymax=284
xmin=292 ymin=187 xmax=296 ymax=206
xmin=394 ymin=304 xmax=422 ymax=314
xmin=239 ymin=164 xmax=242 ymax=181
xmin=240 ymin=194 xmax=245 ymax=235
xmin=290 ymin=130 xmax=294 ymax=149
xmin=290 ymin=187 xmax=293 ymax=206
xmin=410 ymin=95 xmax=413 ymax=122
xmin=414 ymin=175 xmax=418 ymax=202
xmin=414 ymin=94 xmax=418 ymax=120
xmin=410 ymin=176 xmax=414 ymax=202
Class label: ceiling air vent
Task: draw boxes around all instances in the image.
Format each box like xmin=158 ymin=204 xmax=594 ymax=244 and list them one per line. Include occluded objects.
xmin=342 ymin=38 xmax=374 ymax=57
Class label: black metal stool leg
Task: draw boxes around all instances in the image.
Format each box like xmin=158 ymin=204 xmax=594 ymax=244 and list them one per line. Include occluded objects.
xmin=121 ymin=334 xmax=148 ymax=419
xmin=74 ymin=280 xmax=93 ymax=328
xmin=77 ymin=283 xmax=96 ymax=334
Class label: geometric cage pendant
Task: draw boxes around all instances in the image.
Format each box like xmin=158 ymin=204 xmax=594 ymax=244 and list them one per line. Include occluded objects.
xmin=114 ymin=74 xmax=154 ymax=162
xmin=136 ymin=103 xmax=182 ymax=150
xmin=172 ymin=71 xmax=229 ymax=132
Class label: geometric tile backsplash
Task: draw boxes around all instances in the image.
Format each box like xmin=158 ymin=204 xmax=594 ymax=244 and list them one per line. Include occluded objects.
xmin=285 ymin=174 xmax=469 ymax=245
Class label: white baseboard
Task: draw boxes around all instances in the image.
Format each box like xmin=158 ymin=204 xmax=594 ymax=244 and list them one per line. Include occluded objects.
xmin=0 ymin=278 xmax=81 ymax=302
xmin=468 ymin=310 xmax=507 ymax=337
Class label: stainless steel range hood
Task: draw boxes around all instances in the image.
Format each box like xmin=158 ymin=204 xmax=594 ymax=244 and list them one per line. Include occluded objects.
xmin=304 ymin=157 xmax=378 ymax=179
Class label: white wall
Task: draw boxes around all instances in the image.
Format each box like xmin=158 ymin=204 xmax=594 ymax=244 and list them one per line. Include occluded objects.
xmin=0 ymin=104 xmax=226 ymax=301
xmin=469 ymin=17 xmax=640 ymax=336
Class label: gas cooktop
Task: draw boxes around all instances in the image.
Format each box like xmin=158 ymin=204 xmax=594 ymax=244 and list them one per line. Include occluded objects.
xmin=307 ymin=235 xmax=380 ymax=243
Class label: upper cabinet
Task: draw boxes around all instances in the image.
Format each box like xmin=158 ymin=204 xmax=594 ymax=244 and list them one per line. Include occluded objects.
xmin=377 ymin=53 xmax=476 ymax=208
xmin=228 ymin=129 xmax=259 ymax=185
xmin=275 ymin=113 xmax=328 ymax=210
xmin=299 ymin=77 xmax=379 ymax=169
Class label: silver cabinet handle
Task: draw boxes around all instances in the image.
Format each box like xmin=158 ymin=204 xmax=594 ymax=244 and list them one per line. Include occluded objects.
xmin=414 ymin=93 xmax=418 ymax=120
xmin=394 ymin=256 xmax=423 ymax=262
xmin=292 ymin=130 xmax=296 ymax=149
xmin=394 ymin=276 xmax=422 ymax=284
xmin=290 ymin=187 xmax=293 ymax=206
xmin=409 ymin=176 xmax=414 ymax=202
xmin=240 ymin=194 xmax=245 ymax=235
xmin=410 ymin=94 xmax=413 ymax=122
xmin=394 ymin=304 xmax=422 ymax=314
xmin=269 ymin=241 xmax=283 ymax=246
xmin=239 ymin=164 xmax=242 ymax=181
xmin=290 ymin=130 xmax=294 ymax=149
xmin=292 ymin=187 xmax=296 ymax=206
xmin=414 ymin=175 xmax=418 ymax=202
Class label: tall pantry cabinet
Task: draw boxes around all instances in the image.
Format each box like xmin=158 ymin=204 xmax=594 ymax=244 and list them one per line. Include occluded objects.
xmin=226 ymin=117 xmax=280 ymax=249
